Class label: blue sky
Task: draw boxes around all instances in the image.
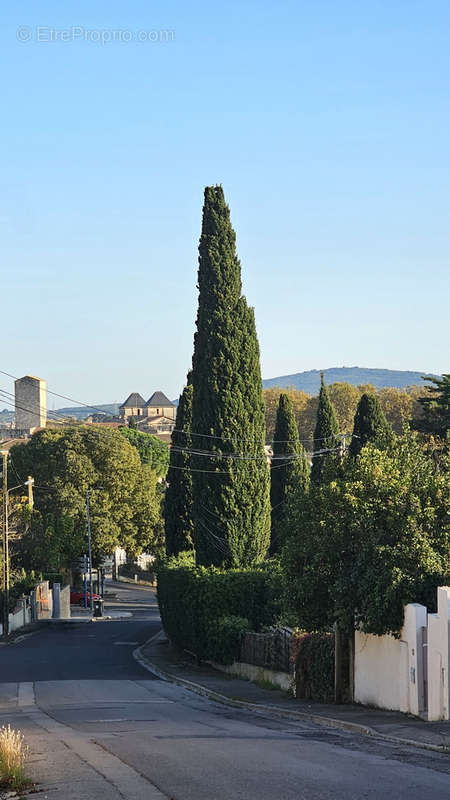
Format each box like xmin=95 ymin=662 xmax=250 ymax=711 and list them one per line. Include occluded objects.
xmin=1 ymin=1 xmax=449 ymax=406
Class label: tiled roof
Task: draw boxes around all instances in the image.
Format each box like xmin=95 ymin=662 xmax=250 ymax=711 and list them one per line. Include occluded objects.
xmin=145 ymin=391 xmax=175 ymax=408
xmin=119 ymin=392 xmax=146 ymax=409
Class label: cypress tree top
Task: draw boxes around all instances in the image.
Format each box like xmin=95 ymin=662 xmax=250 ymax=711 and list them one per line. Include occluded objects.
xmin=349 ymin=392 xmax=393 ymax=458
xmin=311 ymin=372 xmax=340 ymax=484
xmin=190 ymin=186 xmax=270 ymax=567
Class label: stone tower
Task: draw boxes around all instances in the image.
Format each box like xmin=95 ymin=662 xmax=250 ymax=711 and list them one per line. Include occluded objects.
xmin=14 ymin=375 xmax=47 ymax=431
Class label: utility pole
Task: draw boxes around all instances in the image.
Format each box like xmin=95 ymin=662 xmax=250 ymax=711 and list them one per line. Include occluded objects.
xmin=1 ymin=450 xmax=9 ymax=636
xmin=26 ymin=476 xmax=34 ymax=510
xmin=86 ymin=491 xmax=94 ymax=613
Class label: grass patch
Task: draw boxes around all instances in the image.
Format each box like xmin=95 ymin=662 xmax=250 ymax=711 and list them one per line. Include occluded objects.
xmin=0 ymin=725 xmax=31 ymax=792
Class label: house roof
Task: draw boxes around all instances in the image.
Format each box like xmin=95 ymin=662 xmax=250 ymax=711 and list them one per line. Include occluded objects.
xmin=145 ymin=391 xmax=175 ymax=408
xmin=120 ymin=392 xmax=146 ymax=409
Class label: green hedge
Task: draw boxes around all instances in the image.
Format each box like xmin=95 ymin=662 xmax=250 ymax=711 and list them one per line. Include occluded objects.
xmin=207 ymin=615 xmax=251 ymax=664
xmin=157 ymin=560 xmax=282 ymax=663
xmin=293 ymin=632 xmax=334 ymax=702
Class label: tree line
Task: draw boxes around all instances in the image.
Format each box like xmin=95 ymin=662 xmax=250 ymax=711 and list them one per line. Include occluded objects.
xmin=164 ymin=184 xmax=449 ymax=645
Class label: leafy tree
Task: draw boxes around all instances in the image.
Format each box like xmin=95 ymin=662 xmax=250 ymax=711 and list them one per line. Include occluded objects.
xmin=270 ymin=393 xmax=309 ymax=553
xmin=328 ymin=383 xmax=361 ymax=438
xmin=283 ymin=432 xmax=450 ymax=637
xmin=120 ymin=427 xmax=169 ymax=476
xmin=165 ymin=380 xmax=194 ymax=556
xmin=190 ymin=186 xmax=270 ymax=567
xmin=10 ymin=427 xmax=161 ymax=568
xmin=263 ymin=387 xmax=309 ymax=443
xmin=416 ymin=374 xmax=450 ymax=438
xmin=349 ymin=392 xmax=393 ymax=458
xmin=128 ymin=416 xmax=137 ymax=429
xmin=311 ymin=373 xmax=340 ymax=484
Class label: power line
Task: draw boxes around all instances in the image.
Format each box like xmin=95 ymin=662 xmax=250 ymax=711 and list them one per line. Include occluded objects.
xmin=166 ymin=444 xmax=343 ymax=476
xmin=172 ymin=426 xmax=347 ymax=447
xmin=0 ymin=391 xmax=69 ymax=424
xmin=0 ymin=387 xmax=69 ymax=421
xmin=0 ymin=368 xmax=114 ymax=417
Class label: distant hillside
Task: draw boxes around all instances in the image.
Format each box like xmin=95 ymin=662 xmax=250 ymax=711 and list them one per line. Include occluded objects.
xmin=262 ymin=367 xmax=439 ymax=395
xmin=53 ymin=403 xmax=120 ymax=420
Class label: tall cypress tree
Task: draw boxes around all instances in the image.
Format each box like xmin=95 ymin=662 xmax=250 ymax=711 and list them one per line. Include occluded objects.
xmin=164 ymin=379 xmax=194 ymax=557
xmin=311 ymin=373 xmax=340 ymax=484
xmin=270 ymin=393 xmax=309 ymax=554
xmin=190 ymin=186 xmax=270 ymax=567
xmin=349 ymin=392 xmax=392 ymax=458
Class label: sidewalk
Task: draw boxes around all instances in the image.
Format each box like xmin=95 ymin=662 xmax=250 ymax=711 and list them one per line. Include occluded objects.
xmin=136 ymin=632 xmax=450 ymax=753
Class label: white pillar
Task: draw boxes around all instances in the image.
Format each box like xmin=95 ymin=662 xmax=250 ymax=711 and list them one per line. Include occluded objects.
xmin=52 ymin=583 xmax=61 ymax=619
xmin=428 ymin=586 xmax=450 ymax=721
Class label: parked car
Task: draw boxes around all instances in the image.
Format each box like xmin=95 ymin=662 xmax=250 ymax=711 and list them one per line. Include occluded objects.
xmin=70 ymin=589 xmax=101 ymax=606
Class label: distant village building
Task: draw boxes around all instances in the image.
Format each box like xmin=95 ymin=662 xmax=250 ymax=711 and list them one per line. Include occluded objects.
xmin=14 ymin=375 xmax=47 ymax=433
xmin=119 ymin=390 xmax=176 ymax=435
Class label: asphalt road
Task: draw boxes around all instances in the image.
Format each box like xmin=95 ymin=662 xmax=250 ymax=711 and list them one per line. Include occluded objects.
xmin=0 ymin=581 xmax=448 ymax=800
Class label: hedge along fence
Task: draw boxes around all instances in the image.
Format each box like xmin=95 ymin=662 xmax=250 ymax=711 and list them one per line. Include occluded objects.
xmin=240 ymin=627 xmax=293 ymax=674
xmin=292 ymin=631 xmax=335 ymax=702
xmin=157 ymin=561 xmax=283 ymax=665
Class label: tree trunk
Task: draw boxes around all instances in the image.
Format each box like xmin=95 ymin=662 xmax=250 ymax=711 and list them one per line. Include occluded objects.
xmin=348 ymin=631 xmax=355 ymax=703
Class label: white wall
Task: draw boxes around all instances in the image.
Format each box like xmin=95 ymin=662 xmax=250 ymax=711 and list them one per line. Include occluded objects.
xmin=355 ymin=603 xmax=427 ymax=714
xmin=428 ymin=586 xmax=450 ymax=721
xmin=9 ymin=599 xmax=31 ymax=633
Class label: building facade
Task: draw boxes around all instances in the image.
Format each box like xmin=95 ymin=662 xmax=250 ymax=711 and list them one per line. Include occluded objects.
xmin=119 ymin=391 xmax=176 ymax=423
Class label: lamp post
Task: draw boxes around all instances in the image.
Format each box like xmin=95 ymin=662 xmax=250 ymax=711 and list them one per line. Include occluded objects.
xmin=86 ymin=487 xmax=104 ymax=613
xmin=86 ymin=490 xmax=94 ymax=613
xmin=1 ymin=450 xmax=9 ymax=636
xmin=1 ymin=449 xmax=34 ymax=636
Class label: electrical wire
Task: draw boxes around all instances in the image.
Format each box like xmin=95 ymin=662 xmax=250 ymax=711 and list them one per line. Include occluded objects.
xmin=0 ymin=366 xmax=357 ymax=449
xmin=0 ymin=389 xmax=69 ymax=423
xmin=0 ymin=368 xmax=115 ymax=417
xmin=172 ymin=426 xmax=348 ymax=447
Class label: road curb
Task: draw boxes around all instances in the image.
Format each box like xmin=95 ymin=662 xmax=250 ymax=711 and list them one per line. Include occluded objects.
xmin=133 ymin=631 xmax=449 ymax=755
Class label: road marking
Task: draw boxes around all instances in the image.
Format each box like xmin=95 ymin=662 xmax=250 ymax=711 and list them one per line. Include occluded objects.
xmin=18 ymin=682 xmax=35 ymax=707
xmin=114 ymin=641 xmax=139 ymax=646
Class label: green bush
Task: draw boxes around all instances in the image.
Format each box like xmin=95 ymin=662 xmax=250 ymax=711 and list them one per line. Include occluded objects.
xmin=293 ymin=632 xmax=334 ymax=702
xmin=0 ymin=573 xmax=38 ymax=615
xmin=157 ymin=560 xmax=282 ymax=662
xmin=207 ymin=616 xmax=250 ymax=664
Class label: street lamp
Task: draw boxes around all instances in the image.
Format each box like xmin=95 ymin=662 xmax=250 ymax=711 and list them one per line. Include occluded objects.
xmin=1 ymin=449 xmax=34 ymax=636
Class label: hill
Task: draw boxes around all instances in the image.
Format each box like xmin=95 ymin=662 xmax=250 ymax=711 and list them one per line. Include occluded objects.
xmin=262 ymin=367 xmax=438 ymax=395
xmin=52 ymin=403 xmax=120 ymax=420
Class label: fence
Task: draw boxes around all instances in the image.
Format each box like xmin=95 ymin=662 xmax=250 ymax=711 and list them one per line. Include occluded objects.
xmin=239 ymin=627 xmax=294 ymax=674
xmin=0 ymin=581 xmax=71 ymax=636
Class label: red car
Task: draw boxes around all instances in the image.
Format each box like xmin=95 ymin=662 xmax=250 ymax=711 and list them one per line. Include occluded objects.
xmin=70 ymin=589 xmax=101 ymax=606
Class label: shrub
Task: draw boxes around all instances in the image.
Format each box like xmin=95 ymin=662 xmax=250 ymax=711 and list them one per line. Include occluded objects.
xmin=0 ymin=725 xmax=30 ymax=791
xmin=293 ymin=632 xmax=334 ymax=702
xmin=157 ymin=560 xmax=282 ymax=662
xmin=207 ymin=616 xmax=250 ymax=664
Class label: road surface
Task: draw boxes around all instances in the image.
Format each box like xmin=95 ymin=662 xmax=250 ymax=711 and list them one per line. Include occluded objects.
xmin=0 ymin=581 xmax=448 ymax=799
